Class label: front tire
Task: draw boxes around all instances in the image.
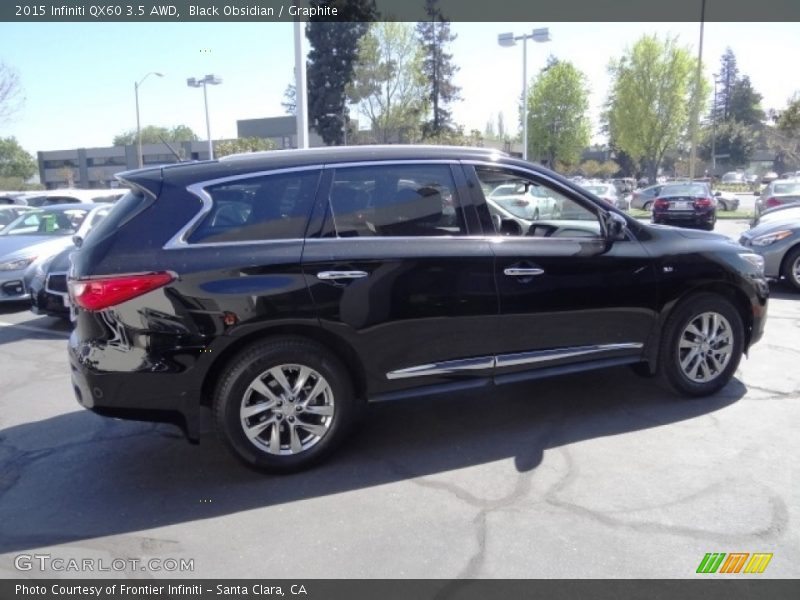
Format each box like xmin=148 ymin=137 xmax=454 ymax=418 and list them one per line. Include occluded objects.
xmin=213 ymin=337 xmax=359 ymax=473
xmin=781 ymin=246 xmax=800 ymax=291
xmin=658 ymin=293 xmax=744 ymax=397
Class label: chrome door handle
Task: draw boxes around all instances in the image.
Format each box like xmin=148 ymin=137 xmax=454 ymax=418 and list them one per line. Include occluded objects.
xmin=316 ymin=271 xmax=369 ymax=281
xmin=503 ymin=268 xmax=544 ymax=277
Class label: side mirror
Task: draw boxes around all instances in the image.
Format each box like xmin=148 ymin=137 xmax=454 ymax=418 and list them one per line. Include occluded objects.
xmin=754 ymin=190 xmax=761 ymax=196
xmin=713 ymin=191 xmax=721 ymax=197
xmin=604 ymin=211 xmax=628 ymax=241
xmin=500 ymin=218 xmax=523 ymax=236
xmin=72 ymin=235 xmax=83 ymax=248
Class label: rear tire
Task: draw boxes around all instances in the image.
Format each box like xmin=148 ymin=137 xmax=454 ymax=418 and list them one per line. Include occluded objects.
xmin=658 ymin=293 xmax=744 ymax=397
xmin=643 ymin=201 xmax=652 ymax=211
xmin=213 ymin=337 xmax=359 ymax=473
xmin=782 ymin=246 xmax=800 ymax=291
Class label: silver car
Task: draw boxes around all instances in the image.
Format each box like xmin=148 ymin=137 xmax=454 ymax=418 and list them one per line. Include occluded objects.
xmin=754 ymin=178 xmax=800 ymax=217
xmin=739 ymin=211 xmax=800 ymax=291
xmin=0 ymin=203 xmax=108 ymax=302
xmin=580 ymin=182 xmax=629 ymax=210
xmin=487 ymin=182 xmax=560 ymax=221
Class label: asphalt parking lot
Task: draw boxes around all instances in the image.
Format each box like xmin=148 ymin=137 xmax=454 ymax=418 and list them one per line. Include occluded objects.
xmin=0 ymin=216 xmax=798 ymax=579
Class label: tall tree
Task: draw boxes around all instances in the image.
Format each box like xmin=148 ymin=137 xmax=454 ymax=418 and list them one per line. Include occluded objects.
xmin=0 ymin=137 xmax=35 ymax=180
xmin=699 ymin=120 xmax=756 ymax=166
xmin=728 ymin=75 xmax=765 ymax=126
xmin=527 ymin=59 xmax=591 ymax=168
xmin=348 ymin=22 xmax=427 ymax=143
xmin=767 ymin=94 xmax=800 ymax=171
xmin=416 ymin=0 xmax=460 ymax=138
xmin=305 ymin=0 xmax=376 ymax=146
xmin=605 ymin=35 xmax=706 ymax=182
xmin=716 ymin=48 xmax=739 ymax=121
xmin=497 ymin=111 xmax=506 ymax=138
xmin=112 ymin=125 xmax=197 ymax=146
xmin=0 ymin=62 xmax=24 ymax=125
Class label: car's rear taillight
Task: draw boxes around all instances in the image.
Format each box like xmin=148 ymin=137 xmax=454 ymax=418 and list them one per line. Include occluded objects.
xmin=695 ymin=198 xmax=713 ymax=207
xmin=69 ymin=272 xmax=175 ymax=311
xmin=766 ymin=197 xmax=781 ymax=208
xmin=653 ymin=199 xmax=669 ymax=209
xmin=512 ymin=199 xmax=529 ymax=207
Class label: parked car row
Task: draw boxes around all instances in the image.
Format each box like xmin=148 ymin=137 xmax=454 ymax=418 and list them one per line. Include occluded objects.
xmin=0 ymin=188 xmax=127 ymax=206
xmin=59 ymin=145 xmax=768 ymax=472
xmin=0 ymin=203 xmax=111 ymax=308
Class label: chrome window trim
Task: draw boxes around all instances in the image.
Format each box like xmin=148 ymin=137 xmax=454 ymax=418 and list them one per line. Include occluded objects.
xmin=495 ymin=343 xmax=643 ymax=369
xmin=386 ymin=356 xmax=495 ymax=380
xmin=385 ymin=343 xmax=643 ymax=380
xmin=163 ymin=165 xmax=324 ymax=250
xmin=164 ymin=160 xmax=464 ymax=250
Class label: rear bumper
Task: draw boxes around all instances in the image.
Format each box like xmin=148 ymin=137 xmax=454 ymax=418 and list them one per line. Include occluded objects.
xmin=652 ymin=208 xmax=715 ymax=226
xmin=68 ymin=331 xmax=203 ymax=440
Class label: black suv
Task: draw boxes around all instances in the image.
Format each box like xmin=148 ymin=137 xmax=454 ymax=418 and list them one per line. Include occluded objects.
xmin=68 ymin=146 xmax=768 ymax=472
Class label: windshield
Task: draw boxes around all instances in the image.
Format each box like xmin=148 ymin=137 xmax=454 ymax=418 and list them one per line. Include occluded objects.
xmin=760 ymin=206 xmax=800 ymax=224
xmin=0 ymin=207 xmax=89 ymax=236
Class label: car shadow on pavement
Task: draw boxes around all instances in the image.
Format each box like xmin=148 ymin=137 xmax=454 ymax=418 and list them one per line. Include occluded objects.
xmin=0 ymin=365 xmax=746 ymax=555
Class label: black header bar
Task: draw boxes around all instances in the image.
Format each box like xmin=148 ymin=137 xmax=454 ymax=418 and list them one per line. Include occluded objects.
xmin=3 ymin=0 xmax=800 ymax=22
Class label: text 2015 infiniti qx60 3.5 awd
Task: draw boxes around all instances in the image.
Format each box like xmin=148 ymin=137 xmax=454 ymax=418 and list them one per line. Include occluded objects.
xmin=67 ymin=146 xmax=768 ymax=472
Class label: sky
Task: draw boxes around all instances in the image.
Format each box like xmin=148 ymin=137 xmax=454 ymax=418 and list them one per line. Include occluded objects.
xmin=1 ymin=21 xmax=798 ymax=156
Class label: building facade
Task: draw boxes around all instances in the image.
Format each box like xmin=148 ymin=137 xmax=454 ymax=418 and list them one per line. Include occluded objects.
xmin=37 ymin=141 xmax=213 ymax=189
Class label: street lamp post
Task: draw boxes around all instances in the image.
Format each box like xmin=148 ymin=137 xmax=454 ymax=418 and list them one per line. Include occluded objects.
xmin=187 ymin=74 xmax=223 ymax=160
xmin=498 ymin=27 xmax=551 ymax=161
xmin=134 ymin=72 xmax=163 ymax=168
xmin=711 ymin=73 xmax=719 ymax=175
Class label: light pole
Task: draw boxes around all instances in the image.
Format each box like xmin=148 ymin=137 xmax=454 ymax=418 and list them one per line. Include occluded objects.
xmin=187 ymin=74 xmax=223 ymax=160
xmin=134 ymin=72 xmax=163 ymax=168
xmin=711 ymin=73 xmax=719 ymax=175
xmin=498 ymin=27 xmax=551 ymax=161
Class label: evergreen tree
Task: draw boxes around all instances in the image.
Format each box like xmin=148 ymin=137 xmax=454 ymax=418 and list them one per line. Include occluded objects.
xmin=728 ymin=76 xmax=765 ymax=126
xmin=416 ymin=0 xmax=460 ymax=137
xmin=305 ymin=0 xmax=377 ymax=145
xmin=716 ymin=48 xmax=739 ymax=121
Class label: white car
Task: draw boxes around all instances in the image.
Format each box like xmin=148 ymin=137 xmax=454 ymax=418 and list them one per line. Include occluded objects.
xmin=487 ymin=182 xmax=561 ymax=221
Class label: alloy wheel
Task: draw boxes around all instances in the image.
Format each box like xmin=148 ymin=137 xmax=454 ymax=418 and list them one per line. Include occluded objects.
xmin=677 ymin=312 xmax=734 ymax=383
xmin=239 ymin=364 xmax=335 ymax=455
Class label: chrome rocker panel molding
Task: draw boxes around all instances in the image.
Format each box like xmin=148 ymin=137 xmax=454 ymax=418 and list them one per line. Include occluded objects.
xmin=385 ymin=343 xmax=644 ymax=380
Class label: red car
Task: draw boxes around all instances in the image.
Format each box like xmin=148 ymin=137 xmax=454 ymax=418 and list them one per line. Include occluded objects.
xmin=651 ymin=183 xmax=717 ymax=230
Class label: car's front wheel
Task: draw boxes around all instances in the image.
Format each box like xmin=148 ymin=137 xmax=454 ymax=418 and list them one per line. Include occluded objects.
xmin=214 ymin=337 xmax=359 ymax=472
xmin=782 ymin=246 xmax=800 ymax=291
xmin=659 ymin=293 xmax=744 ymax=397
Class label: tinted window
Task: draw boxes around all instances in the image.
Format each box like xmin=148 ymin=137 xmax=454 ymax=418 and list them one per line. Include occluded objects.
xmin=327 ymin=164 xmax=464 ymax=237
xmin=188 ymin=170 xmax=321 ymax=244
xmin=476 ymin=167 xmax=599 ymax=225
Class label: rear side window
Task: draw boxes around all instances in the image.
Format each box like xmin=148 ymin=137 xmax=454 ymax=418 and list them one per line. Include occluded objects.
xmin=327 ymin=164 xmax=464 ymax=238
xmin=188 ymin=170 xmax=321 ymax=244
